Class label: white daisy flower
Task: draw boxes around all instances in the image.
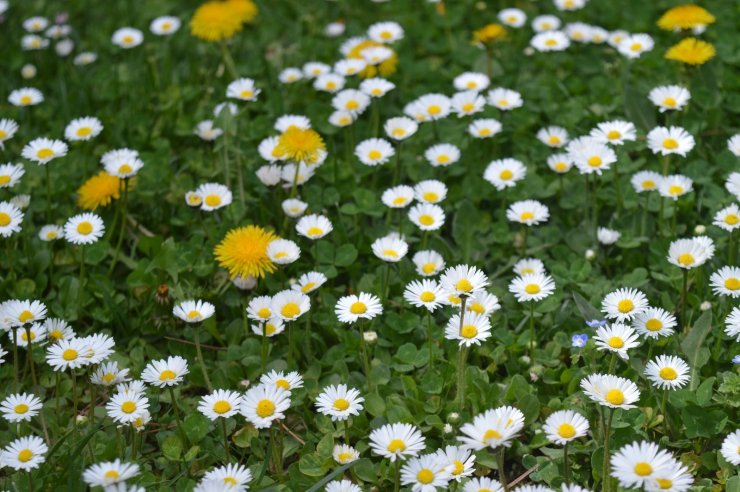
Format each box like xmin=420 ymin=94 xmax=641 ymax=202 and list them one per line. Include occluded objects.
xmin=292 ymin=271 xmax=327 ymax=294
xmin=372 ymin=235 xmax=409 ymax=262
xmin=247 ymin=296 xmax=273 ymax=322
xmin=404 ymin=279 xmax=444 ymax=312
xmin=436 ymin=445 xmax=474 ymax=482
xmin=0 ymin=393 xmax=43 ymax=423
xmin=648 ymin=85 xmax=690 ymax=113
xmin=106 ymin=389 xmax=150 ymax=424
xmin=644 ymin=459 xmax=694 ymax=492
xmin=543 ymin=409 xmax=589 ymax=445
xmin=631 ymin=171 xmax=662 ymax=193
xmin=313 ymin=73 xmax=346 ymax=93
xmin=333 ymin=444 xmax=360 ymax=464
xmin=91 ymin=361 xmax=130 ymax=387
xmin=296 ymin=214 xmax=333 ymax=240
xmin=647 ymin=126 xmax=695 ymax=157
xmin=369 ymin=423 xmax=426 ymax=462
xmin=727 ymin=172 xmax=740 ymax=201
xmin=610 ymin=441 xmax=674 ymax=489
xmin=8 ymin=87 xmax=44 ymax=107
xmin=23 ymin=16 xmax=49 ymax=32
xmin=424 ymin=143 xmax=461 ymax=167
xmin=278 ymin=68 xmax=302 ymax=84
xmin=468 ymin=118 xmax=502 ymax=139
xmin=594 ymin=323 xmax=640 ymax=360
xmin=618 ymin=33 xmax=654 ymax=58
xmin=0 ymin=201 xmax=24 ymax=237
xmin=713 ymin=203 xmax=740 ymax=232
xmin=173 ymin=300 xmax=215 ymax=323
xmin=632 ymin=308 xmax=677 ymax=339
xmin=63 ymin=213 xmax=105 ymax=245
xmin=45 ymin=338 xmax=90 ymax=371
xmin=487 ymin=88 xmax=523 ymax=111
xmin=1 ymin=299 xmax=47 ymax=326
xmin=267 ymin=239 xmax=300 ymax=265
xmin=329 ymin=110 xmax=355 ymax=127
xmin=440 ymin=265 xmax=488 ymax=298
xmin=463 ymin=477 xmax=504 ymax=492
xmin=644 ymin=355 xmax=690 ymax=390
xmin=537 ymin=127 xmax=569 ymax=148
xmin=83 ymin=459 xmax=140 ymax=487
xmin=570 ymin=140 xmax=617 ymax=175
xmin=465 ymin=291 xmax=501 ymax=316
xmin=0 ymin=435 xmax=48 ymax=471
xmin=532 ymin=15 xmax=561 ymax=32
xmin=667 ymin=236 xmax=714 ymax=269
xmin=150 ymin=16 xmax=181 ymax=35
xmin=531 ymin=31 xmax=571 ymax=52
xmin=506 ymin=200 xmax=549 ymax=226
xmin=381 ymin=185 xmax=414 ymax=208
xmin=334 ymin=58 xmax=367 ymax=77
xmin=12 ymin=323 xmax=46 ymax=347
xmin=271 ymin=290 xmax=310 ymax=321
xmin=112 ymin=27 xmax=144 ymax=48
xmin=226 ymin=78 xmax=261 ymax=101
xmin=451 ymin=91 xmax=486 ymax=117
xmin=332 ymin=89 xmax=371 ymax=116
xmin=720 ymin=430 xmax=740 ymax=466
xmin=260 ymin=370 xmax=304 ymax=392
xmin=203 ymin=463 xmax=253 ymax=490
xmin=368 ymin=21 xmax=404 ymax=43
xmin=325 ymin=480 xmax=361 ymax=492
xmin=0 ymin=119 xmax=20 ymax=146
xmin=240 ymin=383 xmax=291 ymax=429
xmin=64 ymin=116 xmax=103 ymax=141
xmin=580 ymin=373 xmax=640 ymax=409
xmin=360 ymin=78 xmax=396 ymax=97
xmin=251 ymin=318 xmax=285 ymax=338
xmin=355 ymin=138 xmax=395 ymax=166
xmin=458 ymin=406 xmax=525 ymax=450
xmin=601 ymin=288 xmax=648 ymax=321
xmin=413 ymin=250 xmax=446 ymax=277
xmin=710 ymin=266 xmax=740 ymax=298
xmin=79 ymin=333 xmax=115 ymax=364
xmin=728 ymin=134 xmax=740 ymax=157
xmin=414 ymin=180 xmax=447 ymax=204
xmin=303 ymin=62 xmax=331 ymax=79
xmin=590 ymin=120 xmax=636 ymax=146
xmin=547 ymin=153 xmax=573 ymax=174
xmin=408 ymin=203 xmax=446 ymax=231
xmin=484 ymin=158 xmax=527 ymax=190
xmin=21 ymin=137 xmax=68 ymax=164
xmin=195 ymin=183 xmax=232 ymax=211
xmin=315 ymin=384 xmax=364 ymax=421
xmin=335 ymin=292 xmax=383 ymax=324
xmin=141 ymin=356 xmax=189 ymax=387
xmin=597 ymin=227 xmax=621 ymax=245
xmin=509 ymin=273 xmax=556 ymax=303
xmin=275 ymin=114 xmax=311 ymax=132
xmin=198 ymin=389 xmax=242 ymax=420
xmin=607 ymin=30 xmax=629 ymax=48
xmin=445 ymin=312 xmax=491 ymax=347
xmin=384 ymin=117 xmax=419 ymax=141
xmin=565 ymin=22 xmax=592 ymax=42
xmin=498 ymin=8 xmax=527 ymax=27
xmin=514 ymin=258 xmax=546 ymax=276
xmin=400 ymin=453 xmax=451 ymax=491
xmin=453 ymin=72 xmax=490 ymax=92
xmin=43 ymin=318 xmax=75 ymax=343
xmin=74 ymin=52 xmax=98 ymax=65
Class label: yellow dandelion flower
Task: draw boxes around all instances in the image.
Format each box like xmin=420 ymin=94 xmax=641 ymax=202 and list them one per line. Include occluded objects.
xmin=225 ymin=0 xmax=258 ymax=24
xmin=657 ymin=4 xmax=715 ymax=30
xmin=190 ymin=0 xmax=244 ymax=42
xmin=77 ymin=172 xmax=123 ymax=210
xmin=275 ymin=127 xmax=326 ymax=165
xmin=348 ymin=40 xmax=398 ymax=78
xmin=472 ymin=23 xmax=506 ymax=46
xmin=665 ymin=37 xmax=715 ymax=65
xmin=214 ymin=225 xmax=278 ymax=279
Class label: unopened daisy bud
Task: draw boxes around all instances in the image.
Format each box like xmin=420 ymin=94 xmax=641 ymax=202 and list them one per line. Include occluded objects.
xmin=447 ymin=412 xmax=460 ymax=423
xmin=694 ymin=224 xmax=706 ymax=234
xmin=76 ymin=414 xmax=88 ymax=425
xmin=233 ymin=275 xmax=257 ymax=290
xmin=363 ymin=331 xmax=378 ymax=344
xmin=21 ymin=64 xmax=36 ymax=79
xmin=700 ymin=301 xmax=711 ymax=311
xmin=523 ymin=46 xmax=535 ymax=56
xmin=519 ymin=355 xmax=531 ymax=365
xmin=585 ymin=249 xmax=596 ymax=260
xmin=443 ymin=423 xmax=454 ymax=434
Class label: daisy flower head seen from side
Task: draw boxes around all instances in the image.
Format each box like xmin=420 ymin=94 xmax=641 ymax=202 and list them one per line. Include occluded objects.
xmin=444 ymin=311 xmax=492 ymax=347
xmin=333 ymin=444 xmax=360 ymax=465
xmin=292 ymin=271 xmax=328 ymax=294
xmin=173 ymin=299 xmax=215 ymax=323
xmin=259 ymin=370 xmax=304 ymax=392
xmin=424 ymin=143 xmax=461 ymax=167
xmin=487 ymin=87 xmax=523 ymax=111
xmin=506 ymin=200 xmax=549 ymax=226
xmin=458 ymin=406 xmax=525 ymax=450
xmin=371 ymin=234 xmax=409 ymax=262
xmin=141 ymin=355 xmax=189 ymax=387
xmin=0 ymin=119 xmax=20 ymax=147
xmin=202 ymin=463 xmax=253 ymax=491
xmin=647 ymin=126 xmax=695 ymax=157
xmin=266 ymin=238 xmax=300 ymax=265
xmin=65 ymin=116 xmax=103 ymax=142
xmin=112 ymin=27 xmax=144 ymax=48
xmin=8 ymin=87 xmax=44 ymax=107
xmin=335 ymin=292 xmax=383 ymax=324
xmin=413 ymin=250 xmax=445 ymax=277
xmin=226 ymin=77 xmax=261 ymax=101
xmin=296 ymin=214 xmax=333 ymax=240
xmin=271 ymin=289 xmax=310 ymax=321
xmin=453 ymin=71 xmax=490 ymax=92
xmin=315 ymin=384 xmax=364 ymax=421
xmin=439 ymin=264 xmax=488 ymax=298
xmin=150 ymin=16 xmax=181 ymax=36
xmin=408 ymin=203 xmax=445 ymax=231
xmin=369 ymin=422 xmax=426 ymax=462
xmin=83 ymin=459 xmax=140 ymax=488
xmin=631 ymin=170 xmax=662 ymax=193
xmin=618 ymin=33 xmax=654 ymax=58
xmin=21 ymin=137 xmax=68 ymax=165
xmin=468 ymin=118 xmax=502 ymax=139
xmin=451 ymin=91 xmax=486 ymax=117
xmin=537 ymin=126 xmax=569 ymax=148
xmin=580 ymin=373 xmax=640 ymax=409
xmin=400 ymin=453 xmax=451 ymax=491
xmin=543 ymin=409 xmax=590 ymax=446
xmin=590 ymin=120 xmax=636 ymax=146
xmin=667 ymin=236 xmax=714 ymax=269
xmin=547 ymin=153 xmax=573 ymax=174
xmin=649 ymin=85 xmax=690 ymax=113
xmin=531 ymin=30 xmax=571 ymax=52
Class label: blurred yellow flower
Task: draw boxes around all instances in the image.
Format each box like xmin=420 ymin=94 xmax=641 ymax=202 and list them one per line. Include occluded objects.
xmin=275 ymin=127 xmax=326 ymax=165
xmin=77 ymin=172 xmax=122 ymax=210
xmin=214 ymin=225 xmax=278 ymax=279
xmin=657 ymin=4 xmax=715 ymax=30
xmin=473 ymin=23 xmax=506 ymax=46
xmin=225 ymin=0 xmax=258 ymax=24
xmin=665 ymin=37 xmax=715 ymax=65
xmin=348 ymin=40 xmax=398 ymax=78
xmin=190 ymin=0 xmax=255 ymax=42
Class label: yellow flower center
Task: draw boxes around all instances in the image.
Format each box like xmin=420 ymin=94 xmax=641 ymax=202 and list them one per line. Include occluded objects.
xmin=333 ymin=398 xmax=350 ymax=411
xmin=205 ymin=194 xmax=222 ymax=207
xmin=678 ymin=253 xmax=694 ymax=266
xmin=159 ymin=369 xmax=176 ymax=381
xmin=368 ymin=150 xmax=382 ymax=160
xmin=605 ymin=389 xmax=624 ymax=405
xmin=497 ymin=99 xmax=509 ymax=107
xmin=301 ymin=282 xmax=316 ymax=293
xmin=500 ymin=169 xmax=513 ymax=180
xmin=18 ymin=310 xmax=34 ymax=323
xmin=554 ymin=162 xmax=567 ymax=171
xmin=281 ymin=302 xmax=301 ymax=318
xmin=506 ymin=15 xmax=517 ymax=23
xmin=77 ymin=221 xmax=93 ymax=235
xmin=617 ymin=299 xmax=634 ymax=313
xmin=14 ymin=403 xmax=29 ymax=414
xmin=548 ymin=136 xmax=561 ymax=145
xmin=479 ymin=128 xmax=492 ymax=136
xmin=161 ymin=22 xmax=173 ymax=31
xmin=265 ymin=323 xmax=277 ymax=335
xmin=118 ymin=164 xmax=133 ymax=175
xmin=387 ymin=439 xmax=406 ymax=453
xmin=462 ymin=102 xmax=475 ymax=113
xmin=630 ymin=42 xmax=643 ymax=52
xmin=545 ymin=38 xmax=557 ymax=47
xmin=558 ymin=423 xmax=576 ymax=438
xmin=656 ymin=479 xmax=673 ymax=489
xmin=417 ymin=469 xmax=435 ymax=484
xmin=257 ymin=307 xmax=271 ymax=319
xmin=663 ymin=97 xmax=677 ymax=108
xmin=350 ymin=302 xmax=367 ymax=315
xmin=634 ymin=462 xmax=652 ymax=476
xmin=275 ymin=379 xmax=290 ymax=390
xmin=371 ymin=88 xmax=382 ymax=96
xmin=104 ymin=470 xmax=120 ymax=480
xmin=520 ymin=211 xmax=534 ymax=221
xmin=608 ymin=336 xmax=624 ymax=349
xmin=20 ymin=95 xmax=33 ymax=105
xmin=418 ymin=214 xmax=434 ymax=226
xmin=483 ymin=429 xmax=502 ymax=441
xmin=437 ymin=154 xmax=450 ymax=164
xmin=307 ymin=226 xmax=323 ymax=237
xmin=187 ymin=310 xmax=201 ymax=319
xmin=346 ymin=100 xmax=359 ymax=110
xmin=420 ymin=291 xmax=436 ymax=302
xmin=256 ymin=399 xmax=275 ymax=417
xmin=46 ymin=231 xmax=58 ymax=239
xmin=461 ymin=325 xmax=478 ymax=338
xmin=423 ymin=192 xmax=439 ymax=202
xmin=392 ymin=128 xmax=406 ymax=137
xmin=103 ymin=373 xmax=116 ymax=383
xmin=724 ymin=214 xmax=739 ymax=225
xmin=668 ymin=185 xmax=684 ymax=196
xmin=525 ymin=284 xmax=541 ymax=294
xmin=725 ymin=278 xmax=740 ymax=290
xmin=0 ymin=175 xmax=10 ymax=185
xmin=18 ymin=449 xmax=33 ymax=462
xmin=76 ymin=127 xmax=93 ymax=137
xmin=422 ymin=263 xmax=436 ymax=274
xmin=428 ymin=105 xmax=441 ymax=115
xmin=587 ymin=156 xmax=602 ymax=167
xmin=607 ymin=130 xmax=621 ymax=140
xmin=122 ymin=35 xmax=134 ymax=44
xmin=240 ymin=89 xmax=254 ymax=98
xmin=213 ymin=400 xmax=232 ymax=414
xmin=456 ymin=279 xmax=473 ymax=292
xmin=645 ymin=319 xmax=663 ymax=331
xmin=642 ymin=180 xmax=656 ymax=189
xmin=337 ymin=452 xmax=353 ymax=462
xmin=392 ymin=196 xmax=408 ymax=206
xmin=659 ymin=367 xmax=678 ymax=380
xmin=37 ymin=148 xmax=54 ymax=159
xmin=62 ymin=349 xmax=78 ymax=361
xmin=663 ymin=138 xmax=679 ymax=149
xmin=21 ymin=330 xmax=36 ymax=342
xmin=121 ymin=401 xmax=137 ymax=413
xmin=452 ymin=459 xmax=464 ymax=475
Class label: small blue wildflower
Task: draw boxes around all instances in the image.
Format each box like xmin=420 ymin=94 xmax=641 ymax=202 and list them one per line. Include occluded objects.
xmin=572 ymin=333 xmax=589 ymax=348
xmin=585 ymin=319 xmax=607 ymax=329
xmin=732 ymin=355 xmax=740 ymax=364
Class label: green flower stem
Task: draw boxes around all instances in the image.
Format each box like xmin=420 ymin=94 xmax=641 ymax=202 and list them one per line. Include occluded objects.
xmin=219 ymin=41 xmax=239 ymax=79
xmin=497 ymin=447 xmax=508 ymax=491
xmin=529 ymin=301 xmax=535 ymax=360
xmin=344 ymin=419 xmax=350 ymax=444
xmin=358 ymin=322 xmax=373 ymax=392
xmin=305 ymin=308 xmax=313 ymax=362
xmin=426 ymin=311 xmax=434 ymax=370
xmin=393 ymin=459 xmax=401 ymax=492
xmin=602 ymin=409 xmax=614 ymax=492
xmin=167 ymin=387 xmax=187 ymax=443
xmin=222 ymin=418 xmax=231 ymax=463
xmin=680 ymin=269 xmax=689 ymax=333
xmin=194 ymin=327 xmax=213 ymax=391
xmin=45 ymin=165 xmax=52 ymax=222
xmin=109 ymin=178 xmax=129 ymax=275
xmin=11 ymin=327 xmax=18 ymax=392
xmin=456 ymin=346 xmax=468 ymax=413
xmin=261 ymin=329 xmax=268 ymax=373
xmin=78 ymin=245 xmax=86 ymax=320
xmin=563 ymin=442 xmax=570 ymax=484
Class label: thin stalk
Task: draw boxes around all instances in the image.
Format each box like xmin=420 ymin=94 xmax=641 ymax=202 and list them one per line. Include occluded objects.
xmin=261 ymin=328 xmax=268 ymax=373
xmin=528 ymin=302 xmax=535 ymax=360
xmin=11 ymin=327 xmax=18 ymax=391
xmin=194 ymin=327 xmax=213 ymax=391
xmin=109 ymin=179 xmax=129 ymax=274
xmin=426 ymin=310 xmax=434 ymax=369
xmin=78 ymin=245 xmax=86 ymax=319
xmin=563 ymin=442 xmax=570 ymax=484
xmin=607 ymin=353 xmax=617 ymax=374
xmin=456 ymin=346 xmax=468 ymax=413
xmin=168 ymin=387 xmax=187 ymax=443
xmin=305 ymin=308 xmax=313 ymax=361
xmin=222 ymin=418 xmax=231 ymax=462
xmin=602 ymin=409 xmax=614 ymax=492
xmin=71 ymin=371 xmax=78 ymax=421
xmin=393 ymin=141 xmax=403 ymax=185
xmin=344 ymin=419 xmax=350 ymax=444
xmin=680 ymin=269 xmax=688 ymax=332
xmin=219 ymin=41 xmax=239 ymax=79
xmin=497 ymin=448 xmax=508 ymax=491
xmin=640 ymin=193 xmax=649 ymax=237
xmin=393 ymin=459 xmax=401 ymax=492
xmin=671 ymin=200 xmax=678 ymax=237
xmin=358 ymin=322 xmax=373 ymax=391
xmin=45 ymin=165 xmax=52 ymax=222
